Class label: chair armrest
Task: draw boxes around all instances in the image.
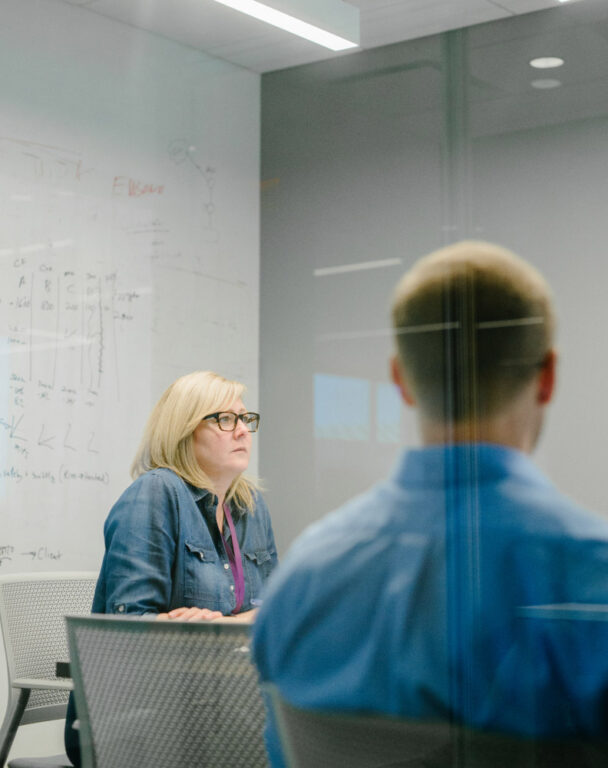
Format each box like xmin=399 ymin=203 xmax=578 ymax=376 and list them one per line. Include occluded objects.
xmin=13 ymin=677 xmax=73 ymax=691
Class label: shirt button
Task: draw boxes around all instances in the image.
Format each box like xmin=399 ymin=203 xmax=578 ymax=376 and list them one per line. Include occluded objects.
xmin=230 ymin=585 xmax=234 ymax=591
xmin=224 ymin=563 xmax=230 ymax=570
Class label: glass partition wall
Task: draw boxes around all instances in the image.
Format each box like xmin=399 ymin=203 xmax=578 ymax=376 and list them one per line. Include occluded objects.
xmin=260 ymin=0 xmax=608 ymax=552
xmin=260 ymin=2 xmax=608 ymax=748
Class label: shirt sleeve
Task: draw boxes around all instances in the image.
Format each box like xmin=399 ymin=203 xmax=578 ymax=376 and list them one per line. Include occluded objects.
xmin=96 ymin=472 xmax=179 ymax=614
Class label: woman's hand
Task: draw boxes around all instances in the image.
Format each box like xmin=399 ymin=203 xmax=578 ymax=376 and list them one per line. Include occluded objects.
xmin=156 ymin=607 xmax=258 ymax=623
xmin=156 ymin=606 xmax=223 ymax=621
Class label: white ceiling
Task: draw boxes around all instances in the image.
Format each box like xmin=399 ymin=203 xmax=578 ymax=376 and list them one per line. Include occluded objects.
xmin=60 ymin=0 xmax=579 ymax=73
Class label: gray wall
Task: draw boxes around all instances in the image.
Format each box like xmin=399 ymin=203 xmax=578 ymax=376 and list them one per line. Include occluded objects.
xmin=260 ymin=0 xmax=608 ymax=555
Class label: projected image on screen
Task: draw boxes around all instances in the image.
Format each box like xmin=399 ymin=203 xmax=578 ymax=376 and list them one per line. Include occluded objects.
xmin=314 ymin=373 xmax=370 ymax=441
xmin=376 ymin=382 xmax=401 ymax=443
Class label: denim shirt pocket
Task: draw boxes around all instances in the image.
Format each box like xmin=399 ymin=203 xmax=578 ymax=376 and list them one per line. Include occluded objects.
xmin=184 ymin=541 xmax=222 ymax=608
xmin=243 ymin=548 xmax=275 ymax=586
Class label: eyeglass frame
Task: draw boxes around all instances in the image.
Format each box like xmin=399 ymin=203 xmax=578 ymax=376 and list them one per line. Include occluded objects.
xmin=202 ymin=411 xmax=260 ymax=432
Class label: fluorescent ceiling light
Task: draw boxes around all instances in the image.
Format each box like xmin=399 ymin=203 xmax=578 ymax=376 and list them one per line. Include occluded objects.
xmin=212 ymin=0 xmax=359 ymax=51
xmin=530 ymin=56 xmax=564 ymax=69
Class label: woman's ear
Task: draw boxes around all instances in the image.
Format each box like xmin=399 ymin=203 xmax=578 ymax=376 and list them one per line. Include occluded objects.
xmin=390 ymin=356 xmax=416 ymax=407
xmin=537 ymin=349 xmax=557 ymax=405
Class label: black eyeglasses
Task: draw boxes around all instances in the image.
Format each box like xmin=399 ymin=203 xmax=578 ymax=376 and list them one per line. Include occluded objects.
xmin=202 ymin=411 xmax=260 ymax=432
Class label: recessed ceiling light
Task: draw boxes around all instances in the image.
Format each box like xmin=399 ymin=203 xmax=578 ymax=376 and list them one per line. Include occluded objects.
xmin=531 ymin=78 xmax=562 ymax=89
xmin=530 ymin=57 xmax=565 ymax=69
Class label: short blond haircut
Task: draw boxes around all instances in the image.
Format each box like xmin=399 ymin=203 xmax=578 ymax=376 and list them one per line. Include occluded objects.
xmin=391 ymin=241 xmax=555 ymax=422
xmin=131 ymin=371 xmax=257 ymax=510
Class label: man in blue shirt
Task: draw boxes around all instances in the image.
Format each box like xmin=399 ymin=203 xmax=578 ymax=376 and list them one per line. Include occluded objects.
xmin=252 ymin=241 xmax=608 ymax=766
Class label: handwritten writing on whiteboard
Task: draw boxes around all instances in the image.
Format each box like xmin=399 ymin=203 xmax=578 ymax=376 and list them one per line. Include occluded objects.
xmin=0 ymin=260 xmax=144 ymax=489
xmin=0 ymin=130 xmax=255 ymax=572
xmin=0 ymin=136 xmax=93 ymax=184
xmin=0 ymin=0 xmax=260 ymax=576
xmin=0 ymin=136 xmax=151 ymax=549
xmin=168 ymin=139 xmax=218 ymax=243
xmin=0 ymin=544 xmax=62 ymax=568
xmin=112 ymin=176 xmax=165 ymax=197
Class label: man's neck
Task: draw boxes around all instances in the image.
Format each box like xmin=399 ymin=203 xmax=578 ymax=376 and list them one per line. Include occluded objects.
xmin=419 ymin=405 xmax=541 ymax=455
xmin=420 ymin=422 xmax=527 ymax=452
xmin=417 ymin=377 xmax=544 ymax=454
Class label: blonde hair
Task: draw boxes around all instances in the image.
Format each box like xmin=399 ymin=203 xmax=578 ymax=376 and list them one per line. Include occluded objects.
xmin=391 ymin=241 xmax=555 ymax=422
xmin=131 ymin=371 xmax=257 ymax=511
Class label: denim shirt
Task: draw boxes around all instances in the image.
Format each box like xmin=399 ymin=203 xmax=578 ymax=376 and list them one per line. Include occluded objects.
xmin=92 ymin=467 xmax=278 ymax=615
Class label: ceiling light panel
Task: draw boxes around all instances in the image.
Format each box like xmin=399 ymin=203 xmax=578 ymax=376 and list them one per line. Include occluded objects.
xmin=212 ymin=0 xmax=360 ymax=50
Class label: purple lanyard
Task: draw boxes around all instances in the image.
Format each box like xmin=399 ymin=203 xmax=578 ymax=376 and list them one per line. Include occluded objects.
xmin=220 ymin=502 xmax=245 ymax=614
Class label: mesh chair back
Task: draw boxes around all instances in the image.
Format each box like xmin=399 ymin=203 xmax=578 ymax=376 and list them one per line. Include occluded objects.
xmin=268 ymin=688 xmax=457 ymax=768
xmin=266 ymin=685 xmax=608 ymax=768
xmin=0 ymin=572 xmax=97 ymax=720
xmin=66 ymin=615 xmax=268 ymax=768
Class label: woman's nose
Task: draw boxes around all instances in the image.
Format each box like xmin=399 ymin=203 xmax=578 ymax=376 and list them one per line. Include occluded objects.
xmin=234 ymin=417 xmax=249 ymax=437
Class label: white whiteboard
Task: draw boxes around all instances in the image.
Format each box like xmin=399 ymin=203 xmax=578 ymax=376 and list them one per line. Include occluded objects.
xmin=0 ymin=0 xmax=261 ymax=574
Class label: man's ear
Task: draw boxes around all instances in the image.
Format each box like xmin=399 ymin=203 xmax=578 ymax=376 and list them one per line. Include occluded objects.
xmin=537 ymin=349 xmax=557 ymax=405
xmin=390 ymin=355 xmax=416 ymax=407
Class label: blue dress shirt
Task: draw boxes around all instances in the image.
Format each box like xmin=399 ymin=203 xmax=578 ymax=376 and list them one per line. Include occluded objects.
xmin=252 ymin=444 xmax=608 ymax=766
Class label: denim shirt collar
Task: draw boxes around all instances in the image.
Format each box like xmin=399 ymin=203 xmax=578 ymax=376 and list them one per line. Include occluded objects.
xmin=185 ymin=482 xmax=216 ymax=506
xmin=184 ymin=481 xmax=243 ymax=522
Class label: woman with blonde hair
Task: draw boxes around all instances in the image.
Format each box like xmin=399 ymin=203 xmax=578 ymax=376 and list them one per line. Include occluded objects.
xmin=97 ymin=369 xmax=275 ymax=618
xmin=65 ymin=371 xmax=276 ymax=765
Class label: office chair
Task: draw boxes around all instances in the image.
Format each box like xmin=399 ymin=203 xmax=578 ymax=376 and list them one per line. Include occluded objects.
xmin=265 ymin=684 xmax=608 ymax=768
xmin=0 ymin=572 xmax=97 ymax=768
xmin=66 ymin=615 xmax=268 ymax=768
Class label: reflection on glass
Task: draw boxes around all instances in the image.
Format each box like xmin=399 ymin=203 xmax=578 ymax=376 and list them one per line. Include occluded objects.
xmin=376 ymin=382 xmax=401 ymax=443
xmin=314 ymin=373 xmax=370 ymax=441
xmin=261 ymin=1 xmax=608 ymax=757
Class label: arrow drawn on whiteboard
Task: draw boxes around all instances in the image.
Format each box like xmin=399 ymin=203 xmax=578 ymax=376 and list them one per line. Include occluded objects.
xmin=11 ymin=415 xmax=27 ymax=441
xmin=37 ymin=425 xmax=55 ymax=449
xmin=63 ymin=424 xmax=77 ymax=452
xmin=0 ymin=415 xmax=29 ymax=442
